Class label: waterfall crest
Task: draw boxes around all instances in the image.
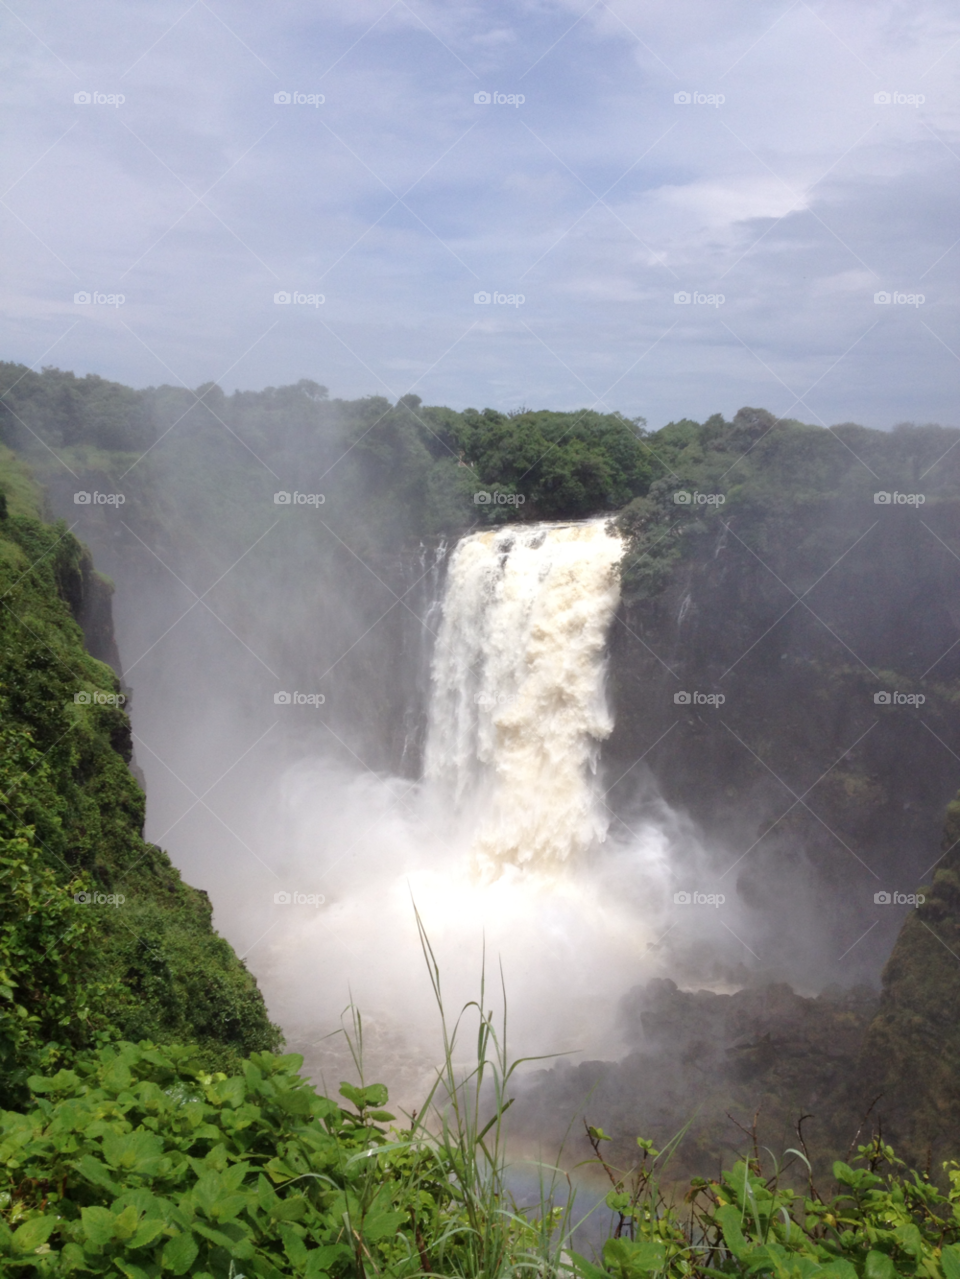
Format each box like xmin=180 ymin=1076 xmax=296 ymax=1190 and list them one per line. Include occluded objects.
xmin=424 ymin=519 xmax=624 ymax=875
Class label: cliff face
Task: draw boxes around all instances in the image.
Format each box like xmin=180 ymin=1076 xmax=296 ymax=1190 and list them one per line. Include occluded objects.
xmin=0 ymin=449 xmax=281 ymax=1104
xmin=605 ymin=410 xmax=960 ymax=987
xmin=857 ymin=791 xmax=960 ymax=1163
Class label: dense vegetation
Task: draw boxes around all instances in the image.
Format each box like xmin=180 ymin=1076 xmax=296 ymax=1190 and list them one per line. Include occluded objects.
xmin=0 ymin=365 xmax=654 ymax=536
xmin=6 ymin=1027 xmax=960 ymax=1278
xmin=3 ymin=363 xmax=960 ymax=1274
xmin=0 ymin=447 xmax=280 ymax=1108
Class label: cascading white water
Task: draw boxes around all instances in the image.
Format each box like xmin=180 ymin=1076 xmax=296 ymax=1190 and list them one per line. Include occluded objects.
xmin=254 ymin=515 xmax=693 ymax=1090
xmin=424 ymin=519 xmax=624 ymax=877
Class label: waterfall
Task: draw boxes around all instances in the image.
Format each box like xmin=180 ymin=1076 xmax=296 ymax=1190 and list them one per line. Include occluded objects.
xmin=424 ymin=519 xmax=624 ymax=876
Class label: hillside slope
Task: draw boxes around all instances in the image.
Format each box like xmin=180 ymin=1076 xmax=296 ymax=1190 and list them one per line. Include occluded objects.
xmin=0 ymin=447 xmax=280 ymax=1105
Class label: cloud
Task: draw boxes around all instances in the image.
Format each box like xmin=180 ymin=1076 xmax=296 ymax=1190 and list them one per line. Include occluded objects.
xmin=0 ymin=0 xmax=957 ymax=428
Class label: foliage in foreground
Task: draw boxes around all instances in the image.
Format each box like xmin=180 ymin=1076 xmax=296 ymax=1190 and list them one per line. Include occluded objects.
xmin=6 ymin=1035 xmax=960 ymax=1279
xmin=0 ymin=1023 xmax=561 ymax=1279
xmin=574 ymin=1124 xmax=960 ymax=1279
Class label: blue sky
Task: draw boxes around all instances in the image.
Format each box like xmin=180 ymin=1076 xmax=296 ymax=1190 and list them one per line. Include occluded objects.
xmin=3 ymin=0 xmax=959 ymax=428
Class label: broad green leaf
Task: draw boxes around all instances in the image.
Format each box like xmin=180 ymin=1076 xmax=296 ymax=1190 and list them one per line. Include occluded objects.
xmin=75 ymin=1153 xmax=120 ymax=1192
xmin=192 ymin=1220 xmax=255 ymax=1259
xmin=113 ymin=1203 xmax=141 ymax=1241
xmin=603 ymin=1238 xmax=666 ymax=1275
xmin=103 ymin=1130 xmax=165 ymax=1174
xmin=832 ymin=1162 xmax=859 ymax=1187
xmin=221 ymin=1160 xmax=251 ymax=1193
xmin=81 ymin=1205 xmax=117 ymax=1247
xmin=272 ymin=1193 xmax=309 ymax=1223
xmin=208 ymin=1076 xmax=246 ymax=1109
xmin=338 ymin=1082 xmax=364 ymax=1109
xmin=278 ymin=1088 xmax=314 ymax=1116
xmin=193 ymin=1170 xmax=224 ymax=1215
xmin=161 ymin=1230 xmax=198 ymax=1275
xmin=305 ymin=1243 xmax=352 ymax=1272
xmin=280 ymin=1223 xmax=309 ymax=1268
xmin=715 ymin=1204 xmax=749 ymax=1257
xmin=895 ymin=1224 xmax=924 ymax=1257
xmin=943 ymin=1244 xmax=960 ymax=1279
xmin=568 ymin=1249 xmax=612 ymax=1279
xmin=101 ymin=1059 xmax=133 ymax=1092
xmin=114 ymin=1260 xmax=152 ymax=1279
xmin=130 ymin=1217 xmax=168 ymax=1249
xmin=818 ymin=1262 xmax=859 ymax=1279
xmin=60 ymin=1242 xmax=89 ymax=1270
xmin=362 ymin=1206 xmax=407 ymax=1242
xmin=11 ymin=1214 xmax=57 ymax=1254
xmin=257 ymin=1173 xmax=279 ymax=1213
xmin=865 ymin=1251 xmax=896 ymax=1279
xmin=358 ymin=1083 xmax=388 ymax=1108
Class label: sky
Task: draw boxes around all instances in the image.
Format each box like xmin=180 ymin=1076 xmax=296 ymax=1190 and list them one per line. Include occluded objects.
xmin=3 ymin=0 xmax=959 ymax=429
